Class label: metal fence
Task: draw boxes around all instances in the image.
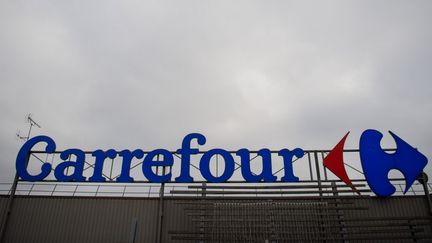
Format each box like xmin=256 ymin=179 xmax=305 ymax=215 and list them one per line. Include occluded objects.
xmin=0 ymin=180 xmax=431 ymax=198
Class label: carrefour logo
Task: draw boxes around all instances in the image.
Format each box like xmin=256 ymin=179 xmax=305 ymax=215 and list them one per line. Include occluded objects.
xmin=15 ymin=129 xmax=428 ymax=197
xmin=324 ymin=129 xmax=428 ymax=197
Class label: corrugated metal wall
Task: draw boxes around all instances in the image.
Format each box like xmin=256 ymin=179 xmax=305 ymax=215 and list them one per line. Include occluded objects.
xmin=346 ymin=196 xmax=430 ymax=218
xmin=1 ymin=195 xmax=431 ymax=243
xmin=340 ymin=196 xmax=432 ymax=242
xmin=0 ymin=197 xmax=159 ymax=243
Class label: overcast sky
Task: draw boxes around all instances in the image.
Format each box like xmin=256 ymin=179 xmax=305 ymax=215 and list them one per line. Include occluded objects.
xmin=1 ymin=1 xmax=431 ymax=183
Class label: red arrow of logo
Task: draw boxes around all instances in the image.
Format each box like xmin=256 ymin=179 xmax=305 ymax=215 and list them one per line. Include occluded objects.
xmin=323 ymin=132 xmax=358 ymax=194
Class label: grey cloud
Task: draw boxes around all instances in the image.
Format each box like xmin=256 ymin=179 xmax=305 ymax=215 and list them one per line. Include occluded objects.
xmin=1 ymin=1 xmax=431 ymax=181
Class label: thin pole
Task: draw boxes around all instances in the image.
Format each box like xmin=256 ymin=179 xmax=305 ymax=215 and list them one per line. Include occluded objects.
xmin=156 ymin=155 xmax=165 ymax=243
xmin=321 ymin=152 xmax=328 ymax=181
xmin=0 ymin=173 xmax=21 ymax=242
xmin=314 ymin=152 xmax=323 ymax=197
xmin=418 ymin=173 xmax=432 ymax=215
xmin=314 ymin=152 xmax=326 ymax=243
xmin=129 ymin=218 xmax=138 ymax=243
xmin=26 ymin=123 xmax=33 ymax=141
xmin=0 ymin=119 xmax=37 ymax=242
xmin=307 ymin=152 xmax=313 ymax=180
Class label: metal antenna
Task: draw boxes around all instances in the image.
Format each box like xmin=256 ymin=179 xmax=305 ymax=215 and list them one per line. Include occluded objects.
xmin=27 ymin=114 xmax=41 ymax=128
xmin=23 ymin=113 xmax=41 ymax=140
xmin=15 ymin=129 xmax=27 ymax=141
xmin=16 ymin=114 xmax=41 ymax=141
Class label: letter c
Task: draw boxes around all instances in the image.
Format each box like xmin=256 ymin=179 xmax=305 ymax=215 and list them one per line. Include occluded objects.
xmin=16 ymin=135 xmax=54 ymax=181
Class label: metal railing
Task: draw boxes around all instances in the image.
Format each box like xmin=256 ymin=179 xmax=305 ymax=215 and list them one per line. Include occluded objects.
xmin=0 ymin=179 xmax=430 ymax=198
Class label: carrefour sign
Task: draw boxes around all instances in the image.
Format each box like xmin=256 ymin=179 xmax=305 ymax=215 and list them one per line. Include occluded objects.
xmin=16 ymin=129 xmax=428 ymax=197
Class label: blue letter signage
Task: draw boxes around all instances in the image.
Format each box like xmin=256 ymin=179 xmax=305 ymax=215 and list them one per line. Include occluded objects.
xmin=15 ymin=130 xmax=429 ymax=197
xmin=15 ymin=133 xmax=303 ymax=184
